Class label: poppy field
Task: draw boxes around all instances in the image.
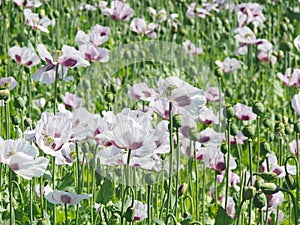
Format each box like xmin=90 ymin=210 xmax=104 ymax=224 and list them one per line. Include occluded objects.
xmin=1 ymin=0 xmax=300 ymax=224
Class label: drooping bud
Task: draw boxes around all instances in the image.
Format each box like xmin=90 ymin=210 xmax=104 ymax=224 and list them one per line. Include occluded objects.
xmin=230 ymin=123 xmax=239 ymax=136
xmin=178 ymin=183 xmax=188 ymax=197
xmin=260 ymin=183 xmax=279 ymax=195
xmin=260 ymin=141 xmax=271 ymax=155
xmin=124 ymin=207 xmax=135 ymax=222
xmin=214 ymin=67 xmax=224 ymax=78
xmin=225 ymin=105 xmax=235 ymax=119
xmin=285 ymin=174 xmax=297 ymax=190
xmin=259 ymin=172 xmax=277 ymax=181
xmin=253 ymin=102 xmax=264 ymax=115
xmin=145 ymin=173 xmax=155 ymax=185
xmin=173 ymin=114 xmax=183 ymax=129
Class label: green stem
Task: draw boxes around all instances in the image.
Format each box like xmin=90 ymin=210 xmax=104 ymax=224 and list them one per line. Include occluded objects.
xmin=53 ymin=65 xmax=59 ymax=114
xmin=256 ymin=116 xmax=260 ymax=172
xmin=147 ymin=185 xmax=152 ymax=225
xmin=64 ymin=203 xmax=68 ymax=225
xmin=9 ymin=168 xmax=14 ymax=225
xmin=193 ymin=141 xmax=199 ymax=221
xmin=224 ymin=119 xmax=231 ymax=213
xmin=51 ymin=156 xmax=56 ymax=225
xmin=279 ymin=187 xmax=298 ymax=225
xmin=166 ymin=101 xmax=174 ymax=215
xmin=165 ymin=213 xmax=177 ymax=224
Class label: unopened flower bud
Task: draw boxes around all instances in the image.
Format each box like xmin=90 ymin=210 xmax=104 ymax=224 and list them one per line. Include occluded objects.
xmin=104 ymin=92 xmax=114 ymax=103
xmin=285 ymin=174 xmax=296 ymax=190
xmin=182 ymin=212 xmax=190 ymax=218
xmin=260 ymin=183 xmax=279 ymax=195
xmin=253 ymin=192 xmax=266 ymax=209
xmin=124 ymin=207 xmax=135 ymax=222
xmin=242 ymin=125 xmax=255 ymax=139
xmin=173 ymin=114 xmax=183 ymax=129
xmin=220 ymin=144 xmax=227 ymax=154
xmin=225 ymin=105 xmax=234 ymax=119
xmin=188 ymin=127 xmax=200 ymax=142
xmin=214 ymin=67 xmax=223 ymax=78
xmin=253 ymin=102 xmax=264 ymax=115
xmin=145 ymin=173 xmax=155 ymax=185
xmin=82 ymin=79 xmax=91 ymax=90
xmin=294 ymin=121 xmax=300 ymax=133
xmin=243 ymin=186 xmax=256 ymax=200
xmin=0 ymin=88 xmax=9 ymax=101
xmin=259 ymin=172 xmax=277 ymax=181
xmin=11 ymin=115 xmax=20 ymax=125
xmin=14 ymin=96 xmax=25 ymax=109
xmin=230 ymin=123 xmax=239 ymax=136
xmin=178 ymin=183 xmax=188 ymax=197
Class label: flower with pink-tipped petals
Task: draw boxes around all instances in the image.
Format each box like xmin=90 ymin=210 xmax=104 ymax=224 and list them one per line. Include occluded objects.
xmin=291 ymin=92 xmax=300 ymax=116
xmin=63 ymin=92 xmax=82 ymax=109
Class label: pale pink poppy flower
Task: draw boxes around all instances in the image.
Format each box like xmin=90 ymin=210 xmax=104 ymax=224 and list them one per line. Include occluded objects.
xmin=197 ymin=106 xmax=218 ymax=124
xmin=128 ymin=82 xmax=157 ymax=101
xmin=215 ymin=57 xmax=240 ymax=73
xmin=8 ymin=46 xmax=40 ymax=67
xmin=58 ymin=45 xmax=90 ymax=68
xmin=35 ymin=184 xmax=52 ymax=198
xmin=133 ymin=200 xmax=148 ymax=221
xmin=236 ymin=3 xmax=265 ymax=27
xmin=183 ymin=40 xmax=203 ymax=56
xmin=79 ymin=43 xmax=110 ymax=62
xmin=197 ymin=146 xmax=226 ymax=172
xmin=291 ymin=92 xmax=300 ymax=115
xmin=233 ymin=103 xmax=257 ymax=121
xmin=186 ymin=3 xmax=210 ymax=19
xmin=63 ymin=92 xmax=82 ymax=109
xmin=54 ymin=142 xmax=76 ymax=165
xmin=229 ymin=131 xmax=247 ymax=145
xmin=95 ymin=109 xmax=157 ymax=150
xmin=33 ymin=98 xmax=46 ymax=108
xmin=294 ymin=34 xmax=300 ymax=51
xmin=199 ymin=127 xmax=223 ymax=146
xmin=102 ymin=1 xmax=133 ymax=21
xmin=148 ymin=7 xmax=167 ymax=22
xmin=217 ymin=170 xmax=240 ymax=190
xmin=72 ymin=107 xmax=96 ymax=141
xmin=234 ymin=27 xmax=257 ymax=55
xmin=149 ymin=97 xmax=180 ymax=120
xmin=221 ymin=196 xmax=236 ymax=218
xmin=157 ymin=76 xmax=206 ymax=120
xmin=76 ymin=25 xmax=110 ymax=47
xmin=45 ymin=189 xmax=91 ymax=205
xmin=205 ymin=87 xmax=224 ymax=102
xmin=13 ymin=0 xmax=42 ymax=8
xmin=277 ymin=68 xmax=300 ymax=87
xmin=0 ymin=77 xmax=18 ymax=90
xmin=130 ymin=18 xmax=158 ymax=38
xmin=0 ymin=137 xmax=49 ymax=180
xmin=35 ymin=111 xmax=72 ymax=156
xmin=260 ymin=151 xmax=296 ymax=178
xmin=24 ymin=9 xmax=54 ymax=33
xmin=289 ymin=139 xmax=300 ymax=156
xmin=256 ymin=39 xmax=276 ymax=64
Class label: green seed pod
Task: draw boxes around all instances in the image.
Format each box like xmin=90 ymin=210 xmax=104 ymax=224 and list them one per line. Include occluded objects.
xmin=225 ymin=88 xmax=233 ymax=98
xmin=259 ymin=172 xmax=277 ymax=181
xmin=189 ymin=66 xmax=198 ymax=77
xmin=178 ymin=183 xmax=188 ymax=197
xmin=53 ymin=10 xmax=60 ymax=18
xmin=15 ymin=126 xmax=22 ymax=138
xmin=285 ymin=124 xmax=293 ymax=135
xmin=24 ymin=117 xmax=32 ymax=127
xmin=220 ymin=144 xmax=227 ymax=154
xmin=275 ymin=114 xmax=282 ymax=121
xmin=243 ymin=186 xmax=256 ymax=200
xmin=145 ymin=173 xmax=155 ymax=185
xmin=82 ymin=79 xmax=91 ymax=90
xmin=263 ymin=118 xmax=272 ymax=128
xmin=173 ymin=114 xmax=183 ymax=129
xmin=11 ymin=115 xmax=20 ymax=125
xmin=294 ymin=121 xmax=300 ymax=133
xmin=253 ymin=192 xmax=267 ymax=209
xmin=182 ymin=212 xmax=190 ymax=218
xmin=114 ymin=168 xmax=122 ymax=177
xmin=161 ymin=154 xmax=166 ymax=160
xmin=254 ymin=178 xmax=263 ymax=190
xmin=260 ymin=141 xmax=271 ymax=155
xmin=104 ymin=92 xmax=114 ymax=103
xmin=14 ymin=96 xmax=25 ymax=109
xmin=225 ymin=105 xmax=235 ymax=119
xmin=110 ymin=83 xmax=118 ymax=94
xmin=242 ymin=125 xmax=255 ymax=139
xmin=0 ymin=88 xmax=10 ymax=101
xmin=188 ymin=127 xmax=200 ymax=142
xmin=214 ymin=67 xmax=224 ymax=78
xmin=260 ymin=183 xmax=279 ymax=195
xmin=124 ymin=207 xmax=135 ymax=222
xmin=16 ymin=34 xmax=26 ymax=43
xmin=39 ymin=9 xmax=46 ymax=18
xmin=253 ymin=102 xmax=264 ymax=115
xmin=285 ymin=174 xmax=297 ymax=190
xmin=230 ymin=123 xmax=239 ymax=136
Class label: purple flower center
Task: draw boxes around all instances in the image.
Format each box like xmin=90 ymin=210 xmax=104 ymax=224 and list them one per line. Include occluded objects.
xmin=63 ymin=58 xmax=77 ymax=67
xmin=60 ymin=194 xmax=72 ymax=203
xmin=10 ymin=163 xmax=19 ymax=171
xmin=241 ymin=115 xmax=250 ymax=120
xmin=15 ymin=55 xmax=21 ymax=64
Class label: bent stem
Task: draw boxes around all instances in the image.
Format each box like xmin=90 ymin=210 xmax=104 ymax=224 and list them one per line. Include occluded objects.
xmin=121 ymin=186 xmax=135 ymax=225
xmin=279 ymin=187 xmax=298 ymax=225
